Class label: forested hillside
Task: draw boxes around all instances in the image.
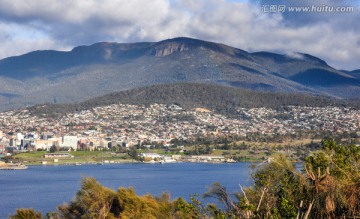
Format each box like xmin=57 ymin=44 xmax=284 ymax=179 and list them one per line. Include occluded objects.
xmin=28 ymin=83 xmax=357 ymax=117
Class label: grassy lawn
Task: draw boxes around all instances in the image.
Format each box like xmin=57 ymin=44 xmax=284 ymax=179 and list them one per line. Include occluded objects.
xmin=234 ymin=138 xmax=322 ymax=147
xmin=12 ymin=151 xmax=134 ymax=165
xmin=15 ymin=151 xmax=46 ymax=159
xmin=69 ymin=151 xmax=105 ymax=157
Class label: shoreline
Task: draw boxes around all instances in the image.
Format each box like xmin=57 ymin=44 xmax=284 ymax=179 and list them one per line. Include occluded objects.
xmin=0 ymin=164 xmax=28 ymax=170
xmin=19 ymin=159 xmax=263 ymax=167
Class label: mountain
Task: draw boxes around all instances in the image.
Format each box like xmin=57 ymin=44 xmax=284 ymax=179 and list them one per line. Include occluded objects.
xmin=347 ymin=70 xmax=360 ymax=79
xmin=28 ymin=83 xmax=356 ymax=117
xmin=0 ymin=37 xmax=359 ymax=111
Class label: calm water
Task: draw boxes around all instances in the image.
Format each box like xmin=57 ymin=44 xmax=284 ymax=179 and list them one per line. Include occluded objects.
xmin=0 ymin=163 xmax=253 ymax=218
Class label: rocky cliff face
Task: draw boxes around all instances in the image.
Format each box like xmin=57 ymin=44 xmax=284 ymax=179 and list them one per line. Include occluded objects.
xmin=151 ymin=43 xmax=188 ymax=57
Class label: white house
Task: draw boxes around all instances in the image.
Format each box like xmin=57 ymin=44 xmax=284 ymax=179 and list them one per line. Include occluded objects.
xmin=140 ymin=153 xmax=162 ymax=160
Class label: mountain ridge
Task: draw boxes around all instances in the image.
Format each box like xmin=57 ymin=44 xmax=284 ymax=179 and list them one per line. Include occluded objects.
xmin=0 ymin=37 xmax=359 ymax=111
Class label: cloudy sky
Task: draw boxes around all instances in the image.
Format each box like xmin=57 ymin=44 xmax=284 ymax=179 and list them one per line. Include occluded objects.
xmin=0 ymin=0 xmax=359 ymax=70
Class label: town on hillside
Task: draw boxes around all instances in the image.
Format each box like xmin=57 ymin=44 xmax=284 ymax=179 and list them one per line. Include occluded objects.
xmin=0 ymin=103 xmax=359 ymax=162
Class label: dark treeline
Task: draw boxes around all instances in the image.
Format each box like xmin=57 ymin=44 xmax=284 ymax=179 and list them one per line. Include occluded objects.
xmin=27 ymin=83 xmax=359 ymax=117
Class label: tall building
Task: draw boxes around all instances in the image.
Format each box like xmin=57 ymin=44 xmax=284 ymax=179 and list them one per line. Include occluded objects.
xmin=62 ymin=136 xmax=78 ymax=150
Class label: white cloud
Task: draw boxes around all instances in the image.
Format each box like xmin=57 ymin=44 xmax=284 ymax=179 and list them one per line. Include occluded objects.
xmin=286 ymin=52 xmax=305 ymax=60
xmin=0 ymin=21 xmax=66 ymax=59
xmin=0 ymin=0 xmax=358 ymax=70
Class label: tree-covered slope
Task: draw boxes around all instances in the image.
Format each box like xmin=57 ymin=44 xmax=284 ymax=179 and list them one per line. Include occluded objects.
xmin=28 ymin=83 xmax=355 ymax=117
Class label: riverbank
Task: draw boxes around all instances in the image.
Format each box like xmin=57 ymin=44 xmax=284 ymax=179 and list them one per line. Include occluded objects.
xmin=22 ymin=158 xmax=141 ymax=166
xmin=0 ymin=161 xmax=28 ymax=170
xmin=21 ymin=159 xmax=242 ymax=167
xmin=6 ymin=150 xmax=270 ymax=167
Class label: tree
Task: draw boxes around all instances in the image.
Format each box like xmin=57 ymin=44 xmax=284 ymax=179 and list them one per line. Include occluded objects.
xmin=303 ymin=138 xmax=360 ymax=218
xmin=58 ymin=177 xmax=117 ymax=219
xmin=203 ymin=138 xmax=360 ymax=219
xmin=58 ymin=177 xmax=200 ymax=219
xmin=203 ymin=182 xmax=242 ymax=217
xmin=9 ymin=208 xmax=42 ymax=219
xmin=127 ymin=148 xmax=139 ymax=160
xmin=49 ymin=145 xmax=59 ymax=153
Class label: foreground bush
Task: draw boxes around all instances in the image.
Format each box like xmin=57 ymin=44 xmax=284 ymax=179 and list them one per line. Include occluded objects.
xmin=9 ymin=209 xmax=42 ymax=219
xmin=202 ymin=138 xmax=360 ymax=218
xmin=58 ymin=177 xmax=202 ymax=219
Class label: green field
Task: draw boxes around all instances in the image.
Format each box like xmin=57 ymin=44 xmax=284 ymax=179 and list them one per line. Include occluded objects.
xmin=13 ymin=151 xmax=135 ymax=165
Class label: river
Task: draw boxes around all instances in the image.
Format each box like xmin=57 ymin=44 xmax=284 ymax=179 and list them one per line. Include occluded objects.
xmin=0 ymin=162 xmax=254 ymax=218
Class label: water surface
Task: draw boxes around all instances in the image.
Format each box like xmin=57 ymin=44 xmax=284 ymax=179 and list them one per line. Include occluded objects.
xmin=0 ymin=162 xmax=253 ymax=218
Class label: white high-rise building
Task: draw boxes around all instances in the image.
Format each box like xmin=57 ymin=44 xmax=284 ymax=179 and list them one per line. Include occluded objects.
xmin=62 ymin=136 xmax=78 ymax=150
xmin=16 ymin=133 xmax=24 ymax=141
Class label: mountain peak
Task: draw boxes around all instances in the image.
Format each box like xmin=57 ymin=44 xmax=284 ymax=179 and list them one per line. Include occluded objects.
xmin=150 ymin=37 xmax=249 ymax=58
xmin=150 ymin=38 xmax=189 ymax=57
xmin=294 ymin=53 xmax=328 ymax=66
xmin=151 ymin=37 xmax=210 ymax=57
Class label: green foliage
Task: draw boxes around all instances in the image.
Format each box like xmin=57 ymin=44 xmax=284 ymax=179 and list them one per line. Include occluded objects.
xmin=58 ymin=177 xmax=118 ymax=219
xmin=127 ymin=148 xmax=139 ymax=160
xmin=1 ymin=155 xmax=13 ymax=163
xmin=248 ymin=155 xmax=299 ymax=218
xmin=184 ymin=145 xmax=212 ymax=155
xmin=44 ymin=212 xmax=60 ymax=219
xmin=200 ymin=140 xmax=360 ymax=218
xmin=49 ymin=145 xmax=58 ymax=153
xmin=303 ymin=138 xmax=360 ymax=217
xmin=9 ymin=208 xmax=42 ymax=219
xmin=277 ymin=190 xmax=297 ymax=219
xmin=55 ymin=177 xmax=206 ymax=219
xmin=172 ymin=197 xmax=203 ymax=219
xmin=88 ymin=126 xmax=97 ymax=130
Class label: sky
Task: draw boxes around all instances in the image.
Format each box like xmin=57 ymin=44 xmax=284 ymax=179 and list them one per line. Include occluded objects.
xmin=0 ymin=0 xmax=359 ymax=70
